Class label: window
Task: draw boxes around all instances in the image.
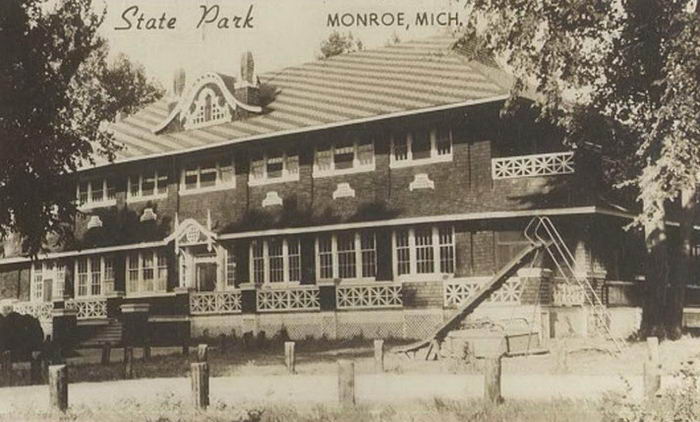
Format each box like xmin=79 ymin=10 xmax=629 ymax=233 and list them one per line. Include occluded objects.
xmin=495 ymin=231 xmax=530 ymax=270
xmin=180 ymin=158 xmax=235 ymax=192
xmin=390 ymin=128 xmax=453 ymax=167
xmin=393 ymin=225 xmax=455 ymax=279
xmin=225 ymin=247 xmax=236 ymax=288
xmin=316 ymin=231 xmax=377 ymax=281
xmin=249 ymin=237 xmax=301 ymax=284
xmin=77 ymin=179 xmax=116 ymax=207
xmin=126 ymin=250 xmax=168 ymax=294
xmin=32 ymin=262 xmax=44 ymax=302
xmin=74 ymin=255 xmax=113 ymax=297
xmin=249 ymin=151 xmax=299 ymax=185
xmin=185 ymin=87 xmax=231 ymax=129
xmin=128 ymin=169 xmax=168 ymax=200
xmin=314 ymin=138 xmax=375 ymax=177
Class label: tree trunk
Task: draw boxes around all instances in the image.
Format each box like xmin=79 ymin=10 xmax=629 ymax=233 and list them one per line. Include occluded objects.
xmin=666 ymin=186 xmax=696 ymax=340
xmin=640 ymin=198 xmax=670 ymax=339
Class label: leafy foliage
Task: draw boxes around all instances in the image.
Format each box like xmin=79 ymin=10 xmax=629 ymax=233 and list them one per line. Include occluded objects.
xmin=0 ymin=0 xmax=164 ymax=256
xmin=318 ymin=31 xmax=363 ymax=59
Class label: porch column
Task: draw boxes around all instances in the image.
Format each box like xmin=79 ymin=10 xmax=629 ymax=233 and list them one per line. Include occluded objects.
xmin=51 ymin=307 xmax=78 ymax=353
xmin=120 ymin=303 xmax=150 ymax=347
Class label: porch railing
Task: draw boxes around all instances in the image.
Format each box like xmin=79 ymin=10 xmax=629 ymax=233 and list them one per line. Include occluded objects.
xmin=444 ymin=277 xmax=523 ymax=307
xmin=190 ymin=291 xmax=242 ymax=315
xmin=256 ymin=285 xmax=320 ymax=312
xmin=552 ymin=283 xmax=586 ymax=306
xmin=65 ymin=297 xmax=108 ymax=320
xmin=12 ymin=301 xmax=54 ymax=321
xmin=336 ymin=282 xmax=403 ymax=310
xmin=492 ymin=151 xmax=575 ymax=179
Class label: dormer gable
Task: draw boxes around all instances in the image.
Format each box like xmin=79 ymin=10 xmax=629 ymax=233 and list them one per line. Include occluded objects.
xmin=153 ymin=52 xmax=263 ymax=134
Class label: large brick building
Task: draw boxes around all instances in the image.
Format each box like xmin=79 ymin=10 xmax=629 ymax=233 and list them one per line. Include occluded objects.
xmin=0 ymin=35 xmax=646 ymax=345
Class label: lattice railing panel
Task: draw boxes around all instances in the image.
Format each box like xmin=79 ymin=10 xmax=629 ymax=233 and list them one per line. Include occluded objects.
xmin=336 ymin=283 xmax=403 ymax=310
xmin=553 ymin=283 xmax=586 ymax=306
xmin=66 ymin=298 xmax=107 ymax=320
xmin=12 ymin=301 xmax=53 ymax=321
xmin=256 ymin=286 xmax=320 ymax=312
xmin=444 ymin=278 xmax=523 ymax=307
xmin=492 ymin=151 xmax=575 ymax=179
xmin=190 ymin=291 xmax=242 ymax=315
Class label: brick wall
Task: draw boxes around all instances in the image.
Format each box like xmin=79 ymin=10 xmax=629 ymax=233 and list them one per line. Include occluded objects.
xmin=0 ymin=263 xmax=30 ymax=301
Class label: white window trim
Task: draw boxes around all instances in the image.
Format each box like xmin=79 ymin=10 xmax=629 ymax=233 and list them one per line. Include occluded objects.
xmin=184 ymin=87 xmax=232 ymax=130
xmin=248 ymin=151 xmax=300 ymax=186
xmin=31 ymin=261 xmax=67 ymax=302
xmin=224 ymin=247 xmax=237 ymax=290
xmin=73 ymin=256 xmax=114 ymax=298
xmin=126 ymin=250 xmax=168 ymax=296
xmin=249 ymin=238 xmax=301 ymax=287
xmin=179 ymin=158 xmax=235 ymax=195
xmin=315 ymin=232 xmax=377 ymax=283
xmin=392 ymin=226 xmax=455 ymax=282
xmin=77 ymin=179 xmax=116 ymax=210
xmin=313 ymin=140 xmax=375 ymax=178
xmin=389 ymin=128 xmax=453 ymax=169
xmin=127 ymin=170 xmax=169 ymax=203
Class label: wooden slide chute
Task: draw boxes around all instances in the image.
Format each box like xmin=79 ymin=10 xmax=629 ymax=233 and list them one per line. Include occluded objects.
xmin=392 ymin=241 xmax=548 ymax=359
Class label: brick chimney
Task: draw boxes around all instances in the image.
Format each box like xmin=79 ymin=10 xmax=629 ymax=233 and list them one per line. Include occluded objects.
xmin=235 ymin=51 xmax=259 ymax=106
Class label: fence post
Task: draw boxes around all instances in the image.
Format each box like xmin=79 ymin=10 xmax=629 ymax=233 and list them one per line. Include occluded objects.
xmin=123 ymin=346 xmax=134 ymax=379
xmin=644 ymin=337 xmax=661 ymax=399
xmin=30 ymin=352 xmax=42 ymax=385
xmin=285 ymin=341 xmax=295 ymax=374
xmin=190 ymin=362 xmax=209 ymax=409
xmin=101 ymin=342 xmax=111 ymax=366
xmin=49 ymin=364 xmax=68 ymax=412
xmin=197 ymin=344 xmax=208 ymax=363
xmin=143 ymin=340 xmax=151 ymax=362
xmin=374 ymin=339 xmax=384 ymax=373
xmin=484 ymin=354 xmax=503 ymax=404
xmin=1 ymin=350 xmax=11 ymax=387
xmin=338 ymin=360 xmax=355 ymax=407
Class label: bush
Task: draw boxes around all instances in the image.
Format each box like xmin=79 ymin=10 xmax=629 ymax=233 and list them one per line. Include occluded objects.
xmin=0 ymin=312 xmax=43 ymax=360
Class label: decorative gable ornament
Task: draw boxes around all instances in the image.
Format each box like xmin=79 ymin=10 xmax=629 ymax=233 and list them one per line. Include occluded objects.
xmin=153 ymin=52 xmax=263 ymax=134
xmin=262 ymin=191 xmax=283 ymax=207
xmin=140 ymin=208 xmax=157 ymax=222
xmin=332 ymin=183 xmax=355 ymax=199
xmin=86 ymin=215 xmax=103 ymax=229
xmin=409 ymin=173 xmax=435 ymax=191
xmin=167 ymin=212 xmax=217 ymax=253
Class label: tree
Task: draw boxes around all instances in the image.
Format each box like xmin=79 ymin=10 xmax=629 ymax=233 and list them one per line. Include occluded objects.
xmin=0 ymin=0 xmax=164 ymax=256
xmin=460 ymin=0 xmax=700 ymax=339
xmin=319 ymin=31 xmax=363 ymax=59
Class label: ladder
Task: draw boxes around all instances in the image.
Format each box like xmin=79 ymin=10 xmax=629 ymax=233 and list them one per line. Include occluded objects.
xmin=524 ymin=216 xmax=624 ymax=353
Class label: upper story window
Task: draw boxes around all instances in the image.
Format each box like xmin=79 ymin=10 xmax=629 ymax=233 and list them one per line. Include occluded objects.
xmin=250 ymin=237 xmax=301 ymax=285
xmin=316 ymin=231 xmax=376 ymax=281
xmin=180 ymin=158 xmax=235 ymax=194
xmin=393 ymin=225 xmax=455 ymax=280
xmin=184 ymin=87 xmax=231 ymax=130
xmin=128 ymin=168 xmax=168 ymax=201
xmin=77 ymin=178 xmax=116 ymax=208
xmin=75 ymin=255 xmax=114 ymax=298
xmin=314 ymin=139 xmax=374 ymax=177
xmin=249 ymin=150 xmax=299 ymax=186
xmin=390 ymin=128 xmax=452 ymax=168
xmin=32 ymin=260 xmax=67 ymax=302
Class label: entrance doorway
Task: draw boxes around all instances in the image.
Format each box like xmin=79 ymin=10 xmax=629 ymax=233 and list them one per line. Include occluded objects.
xmin=195 ymin=262 xmax=217 ymax=292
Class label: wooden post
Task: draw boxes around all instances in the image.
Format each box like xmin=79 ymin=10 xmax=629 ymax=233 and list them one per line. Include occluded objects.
xmin=49 ymin=364 xmax=68 ymax=412
xmin=30 ymin=353 xmax=42 ymax=385
xmin=190 ymin=362 xmax=209 ymax=409
xmin=182 ymin=341 xmax=189 ymax=356
xmin=1 ymin=350 xmax=11 ymax=387
xmin=101 ymin=342 xmax=111 ymax=366
xmin=484 ymin=355 xmax=503 ymax=404
xmin=644 ymin=337 xmax=661 ymax=399
xmin=284 ymin=341 xmax=295 ymax=374
xmin=123 ymin=346 xmax=134 ymax=379
xmin=338 ymin=360 xmax=355 ymax=407
xmin=219 ymin=334 xmax=227 ymax=354
xmin=197 ymin=344 xmax=208 ymax=363
xmin=143 ymin=341 xmax=151 ymax=362
xmin=374 ymin=339 xmax=384 ymax=373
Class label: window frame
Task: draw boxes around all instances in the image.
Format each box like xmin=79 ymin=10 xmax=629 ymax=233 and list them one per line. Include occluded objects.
xmin=126 ymin=249 xmax=169 ymax=296
xmin=179 ymin=157 xmax=235 ymax=195
xmin=127 ymin=169 xmax=169 ymax=202
xmin=76 ymin=178 xmax=116 ymax=209
xmin=389 ymin=128 xmax=453 ymax=168
xmin=31 ymin=261 xmax=66 ymax=302
xmin=248 ymin=150 xmax=300 ymax=186
xmin=73 ymin=255 xmax=114 ymax=298
xmin=392 ymin=225 xmax=455 ymax=281
xmin=248 ymin=237 xmax=302 ymax=286
xmin=315 ymin=231 xmax=377 ymax=283
xmin=313 ymin=139 xmax=375 ymax=178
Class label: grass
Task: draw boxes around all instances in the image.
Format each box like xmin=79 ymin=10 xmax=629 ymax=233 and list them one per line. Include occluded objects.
xmin=0 ymin=395 xmax=604 ymax=422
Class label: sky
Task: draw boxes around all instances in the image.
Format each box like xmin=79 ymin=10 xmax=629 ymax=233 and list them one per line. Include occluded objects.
xmin=99 ymin=0 xmax=461 ymax=89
